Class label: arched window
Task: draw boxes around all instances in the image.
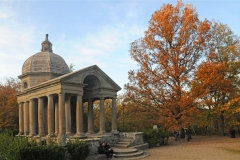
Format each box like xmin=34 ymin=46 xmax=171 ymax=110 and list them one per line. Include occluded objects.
xmin=23 ymin=81 xmax=28 ymax=88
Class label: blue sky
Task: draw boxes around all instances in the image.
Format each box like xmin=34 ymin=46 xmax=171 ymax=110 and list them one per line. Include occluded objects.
xmin=0 ymin=0 xmax=239 ymax=93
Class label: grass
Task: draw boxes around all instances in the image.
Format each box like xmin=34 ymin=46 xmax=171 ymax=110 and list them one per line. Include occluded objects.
xmin=220 ymin=147 xmax=240 ymax=155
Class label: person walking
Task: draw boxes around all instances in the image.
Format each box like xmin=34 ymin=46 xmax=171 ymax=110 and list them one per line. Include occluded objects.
xmin=174 ymin=131 xmax=179 ymax=141
xmin=186 ymin=128 xmax=191 ymax=142
xmin=230 ymin=128 xmax=236 ymax=138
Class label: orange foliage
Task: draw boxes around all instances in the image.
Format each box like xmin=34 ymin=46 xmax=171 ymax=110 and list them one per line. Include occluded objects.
xmin=192 ymin=21 xmax=240 ymax=135
xmin=125 ymin=0 xmax=211 ymax=130
xmin=192 ymin=62 xmax=233 ymax=109
xmin=0 ymin=78 xmax=20 ymax=129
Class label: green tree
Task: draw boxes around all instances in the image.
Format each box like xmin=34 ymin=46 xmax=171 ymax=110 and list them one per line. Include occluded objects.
xmin=69 ymin=63 xmax=75 ymax=72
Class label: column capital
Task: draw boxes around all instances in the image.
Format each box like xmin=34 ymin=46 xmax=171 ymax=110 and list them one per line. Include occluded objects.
xmin=65 ymin=95 xmax=72 ymax=100
xmin=99 ymin=97 xmax=105 ymax=100
xmin=47 ymin=94 xmax=53 ymax=98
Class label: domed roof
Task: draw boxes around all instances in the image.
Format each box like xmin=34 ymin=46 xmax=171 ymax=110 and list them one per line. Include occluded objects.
xmin=22 ymin=34 xmax=70 ymax=75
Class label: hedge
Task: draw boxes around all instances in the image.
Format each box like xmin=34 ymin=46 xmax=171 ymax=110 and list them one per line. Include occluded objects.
xmin=0 ymin=131 xmax=89 ymax=160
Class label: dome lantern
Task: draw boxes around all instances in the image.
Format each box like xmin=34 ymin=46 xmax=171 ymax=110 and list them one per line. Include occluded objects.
xmin=41 ymin=34 xmax=53 ymax=52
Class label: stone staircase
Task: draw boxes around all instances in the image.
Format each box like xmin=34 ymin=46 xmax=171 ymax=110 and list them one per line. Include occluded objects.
xmin=114 ymin=137 xmax=132 ymax=148
xmin=112 ymin=137 xmax=149 ymax=160
xmin=112 ymin=147 xmax=148 ymax=160
xmin=85 ymin=132 xmax=149 ymax=160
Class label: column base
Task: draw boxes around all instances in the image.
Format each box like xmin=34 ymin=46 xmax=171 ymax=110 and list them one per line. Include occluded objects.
xmin=57 ymin=133 xmax=66 ymax=146
xmin=37 ymin=133 xmax=46 ymax=137
xmin=47 ymin=134 xmax=56 ymax=138
xmin=28 ymin=133 xmax=37 ymax=137
xmin=24 ymin=131 xmax=30 ymax=136
xmin=98 ymin=131 xmax=107 ymax=135
xmin=17 ymin=132 xmax=24 ymax=136
xmin=86 ymin=131 xmax=95 ymax=135
xmin=66 ymin=132 xmax=72 ymax=135
xmin=74 ymin=133 xmax=86 ymax=138
xmin=111 ymin=130 xmax=119 ymax=135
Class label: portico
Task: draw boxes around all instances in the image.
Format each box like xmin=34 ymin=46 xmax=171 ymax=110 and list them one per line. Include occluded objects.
xmin=17 ymin=35 xmax=121 ymax=145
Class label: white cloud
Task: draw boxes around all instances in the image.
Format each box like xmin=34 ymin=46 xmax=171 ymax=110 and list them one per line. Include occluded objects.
xmin=0 ymin=2 xmax=37 ymax=79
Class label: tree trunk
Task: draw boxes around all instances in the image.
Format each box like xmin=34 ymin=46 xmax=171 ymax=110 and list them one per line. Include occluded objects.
xmin=180 ymin=128 xmax=185 ymax=139
xmin=218 ymin=111 xmax=224 ymax=136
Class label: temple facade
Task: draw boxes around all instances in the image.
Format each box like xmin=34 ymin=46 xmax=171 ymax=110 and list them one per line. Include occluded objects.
xmin=17 ymin=34 xmax=121 ymax=145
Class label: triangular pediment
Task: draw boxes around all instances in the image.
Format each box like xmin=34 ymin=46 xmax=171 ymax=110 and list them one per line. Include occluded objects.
xmin=60 ymin=65 xmax=121 ymax=91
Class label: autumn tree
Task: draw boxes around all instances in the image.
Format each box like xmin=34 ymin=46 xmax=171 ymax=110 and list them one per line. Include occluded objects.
xmin=0 ymin=78 xmax=20 ymax=129
xmin=125 ymin=0 xmax=211 ymax=130
xmin=192 ymin=22 xmax=240 ymax=135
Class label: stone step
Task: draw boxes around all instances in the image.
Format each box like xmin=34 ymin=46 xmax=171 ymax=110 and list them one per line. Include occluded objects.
xmin=117 ymin=142 xmax=130 ymax=145
xmin=112 ymin=147 xmax=138 ymax=154
xmin=114 ymin=143 xmax=129 ymax=148
xmin=113 ymin=152 xmax=149 ymax=160
xmin=114 ymin=150 xmax=144 ymax=158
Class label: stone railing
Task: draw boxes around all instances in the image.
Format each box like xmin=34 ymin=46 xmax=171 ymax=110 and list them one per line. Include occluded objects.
xmin=119 ymin=132 xmax=144 ymax=145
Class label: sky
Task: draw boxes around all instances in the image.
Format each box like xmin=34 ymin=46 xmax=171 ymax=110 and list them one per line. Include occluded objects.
xmin=0 ymin=0 xmax=239 ymax=94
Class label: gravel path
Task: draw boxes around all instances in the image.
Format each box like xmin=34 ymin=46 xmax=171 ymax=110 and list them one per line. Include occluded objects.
xmin=143 ymin=135 xmax=240 ymax=160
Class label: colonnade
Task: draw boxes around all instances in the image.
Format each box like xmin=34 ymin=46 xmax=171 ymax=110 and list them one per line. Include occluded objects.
xmin=18 ymin=93 xmax=118 ymax=137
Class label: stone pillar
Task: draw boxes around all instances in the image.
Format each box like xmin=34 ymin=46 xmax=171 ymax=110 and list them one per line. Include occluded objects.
xmin=75 ymin=94 xmax=85 ymax=137
xmin=111 ymin=98 xmax=118 ymax=134
xmin=55 ymin=99 xmax=59 ymax=135
xmin=29 ymin=99 xmax=37 ymax=136
xmin=47 ymin=95 xmax=55 ymax=137
xmin=18 ymin=102 xmax=24 ymax=135
xmin=24 ymin=101 xmax=30 ymax=135
xmin=99 ymin=98 xmax=106 ymax=134
xmin=87 ymin=99 xmax=94 ymax=134
xmin=58 ymin=93 xmax=66 ymax=146
xmin=65 ymin=96 xmax=71 ymax=135
xmin=38 ymin=97 xmax=45 ymax=136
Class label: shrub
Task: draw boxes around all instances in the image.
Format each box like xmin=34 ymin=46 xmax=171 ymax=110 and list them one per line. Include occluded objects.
xmin=66 ymin=141 xmax=89 ymax=160
xmin=159 ymin=129 xmax=169 ymax=145
xmin=19 ymin=144 xmax=65 ymax=160
xmin=0 ymin=132 xmax=31 ymax=160
xmin=0 ymin=131 xmax=89 ymax=160
xmin=143 ymin=129 xmax=169 ymax=147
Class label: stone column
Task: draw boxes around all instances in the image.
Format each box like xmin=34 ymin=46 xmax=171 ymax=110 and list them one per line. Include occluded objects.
xmin=99 ymin=98 xmax=106 ymax=134
xmin=29 ymin=99 xmax=36 ymax=136
xmin=47 ymin=95 xmax=55 ymax=137
xmin=24 ymin=101 xmax=30 ymax=135
xmin=55 ymin=99 xmax=59 ymax=135
xmin=111 ymin=98 xmax=118 ymax=134
xmin=18 ymin=102 xmax=24 ymax=135
xmin=58 ymin=93 xmax=66 ymax=146
xmin=65 ymin=96 xmax=71 ymax=135
xmin=75 ymin=94 xmax=85 ymax=137
xmin=87 ymin=99 xmax=94 ymax=134
xmin=38 ymin=97 xmax=45 ymax=136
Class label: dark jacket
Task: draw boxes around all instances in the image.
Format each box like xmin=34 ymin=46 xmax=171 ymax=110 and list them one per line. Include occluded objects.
xmin=98 ymin=144 xmax=106 ymax=154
